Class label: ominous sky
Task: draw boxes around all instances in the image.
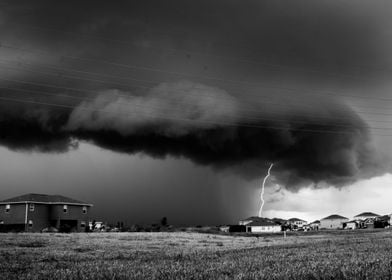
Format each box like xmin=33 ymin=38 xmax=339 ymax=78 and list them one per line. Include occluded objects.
xmin=1 ymin=0 xmax=392 ymax=225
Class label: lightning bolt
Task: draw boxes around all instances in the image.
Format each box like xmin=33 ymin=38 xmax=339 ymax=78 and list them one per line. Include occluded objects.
xmin=258 ymin=163 xmax=274 ymax=217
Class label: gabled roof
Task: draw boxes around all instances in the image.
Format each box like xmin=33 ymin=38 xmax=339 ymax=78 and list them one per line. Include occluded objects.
xmin=288 ymin=218 xmax=306 ymax=222
xmin=354 ymin=212 xmax=380 ymax=217
xmin=0 ymin=193 xmax=92 ymax=206
xmin=247 ymin=220 xmax=280 ymax=227
xmin=321 ymin=214 xmax=348 ymax=220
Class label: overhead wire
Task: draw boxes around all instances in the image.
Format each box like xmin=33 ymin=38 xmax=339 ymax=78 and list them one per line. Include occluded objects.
xmin=10 ymin=22 xmax=389 ymax=83
xmin=2 ymin=73 xmax=392 ymax=131
xmin=1 ymin=59 xmax=392 ymax=123
xmin=3 ymin=43 xmax=392 ymax=103
xmin=1 ymin=54 xmax=392 ymax=114
xmin=2 ymin=86 xmax=388 ymax=131
xmin=1 ymin=94 xmax=389 ymax=136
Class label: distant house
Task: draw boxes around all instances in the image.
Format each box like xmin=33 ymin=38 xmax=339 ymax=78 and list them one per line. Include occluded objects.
xmin=320 ymin=214 xmax=348 ymax=229
xmin=238 ymin=216 xmax=281 ymax=233
xmin=354 ymin=212 xmax=380 ymax=221
xmin=0 ymin=193 xmax=92 ymax=232
xmin=287 ymin=218 xmax=307 ymax=229
xmin=245 ymin=220 xmax=281 ymax=233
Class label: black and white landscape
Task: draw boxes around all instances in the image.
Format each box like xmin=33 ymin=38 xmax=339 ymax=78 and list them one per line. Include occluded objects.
xmin=1 ymin=1 xmax=392 ymax=279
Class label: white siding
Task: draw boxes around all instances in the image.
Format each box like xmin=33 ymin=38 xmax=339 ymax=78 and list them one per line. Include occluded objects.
xmin=248 ymin=225 xmax=281 ymax=233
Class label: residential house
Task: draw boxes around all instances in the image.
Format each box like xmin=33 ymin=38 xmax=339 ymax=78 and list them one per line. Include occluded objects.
xmin=320 ymin=214 xmax=348 ymax=229
xmin=0 ymin=193 xmax=92 ymax=232
xmin=287 ymin=218 xmax=307 ymax=229
xmin=245 ymin=220 xmax=281 ymax=233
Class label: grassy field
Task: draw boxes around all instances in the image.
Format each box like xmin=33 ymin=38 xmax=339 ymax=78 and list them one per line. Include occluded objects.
xmin=1 ymin=230 xmax=392 ymax=279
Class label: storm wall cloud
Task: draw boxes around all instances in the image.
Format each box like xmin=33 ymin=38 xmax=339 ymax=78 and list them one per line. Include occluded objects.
xmin=0 ymin=79 xmax=382 ymax=188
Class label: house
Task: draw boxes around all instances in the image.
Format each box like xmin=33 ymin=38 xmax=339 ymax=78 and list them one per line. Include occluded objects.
xmin=0 ymin=193 xmax=92 ymax=232
xmin=245 ymin=220 xmax=281 ymax=233
xmin=287 ymin=218 xmax=307 ymax=229
xmin=238 ymin=216 xmax=282 ymax=233
xmin=320 ymin=214 xmax=348 ymax=229
xmin=354 ymin=212 xmax=380 ymax=221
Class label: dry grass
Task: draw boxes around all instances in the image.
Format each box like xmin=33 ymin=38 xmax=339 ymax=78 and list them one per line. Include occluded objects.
xmin=1 ymin=230 xmax=392 ymax=279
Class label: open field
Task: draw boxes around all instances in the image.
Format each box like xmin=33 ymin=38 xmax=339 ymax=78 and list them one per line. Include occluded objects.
xmin=1 ymin=230 xmax=392 ymax=279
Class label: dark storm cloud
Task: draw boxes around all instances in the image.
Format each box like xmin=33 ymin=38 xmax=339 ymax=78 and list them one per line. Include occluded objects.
xmin=0 ymin=0 xmax=391 ymax=188
xmin=0 ymin=80 xmax=383 ymax=188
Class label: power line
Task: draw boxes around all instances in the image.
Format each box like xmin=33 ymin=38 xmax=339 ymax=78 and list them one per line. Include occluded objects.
xmin=1 ymin=76 xmax=392 ymax=128
xmin=2 ymin=86 xmax=392 ymax=133
xmin=0 ymin=94 xmax=385 ymax=136
xmin=10 ymin=22 xmax=388 ymax=82
xmin=2 ymin=56 xmax=392 ymax=118
xmin=3 ymin=43 xmax=392 ymax=103
xmin=0 ymin=86 xmax=372 ymax=130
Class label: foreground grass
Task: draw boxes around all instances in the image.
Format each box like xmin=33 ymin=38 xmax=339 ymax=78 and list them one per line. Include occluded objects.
xmin=1 ymin=230 xmax=392 ymax=279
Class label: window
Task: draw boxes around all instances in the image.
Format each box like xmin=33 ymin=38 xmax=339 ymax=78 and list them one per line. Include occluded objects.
xmin=29 ymin=203 xmax=35 ymax=212
xmin=82 ymin=206 xmax=87 ymax=214
xmin=81 ymin=221 xmax=86 ymax=228
xmin=5 ymin=204 xmax=10 ymax=213
xmin=63 ymin=205 xmax=68 ymax=213
xmin=28 ymin=220 xmax=33 ymax=227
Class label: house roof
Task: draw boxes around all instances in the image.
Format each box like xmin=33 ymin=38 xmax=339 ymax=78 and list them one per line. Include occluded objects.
xmin=321 ymin=214 xmax=348 ymax=220
xmin=0 ymin=193 xmax=92 ymax=206
xmin=288 ymin=218 xmax=306 ymax=222
xmin=247 ymin=220 xmax=280 ymax=227
xmin=354 ymin=212 xmax=380 ymax=217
